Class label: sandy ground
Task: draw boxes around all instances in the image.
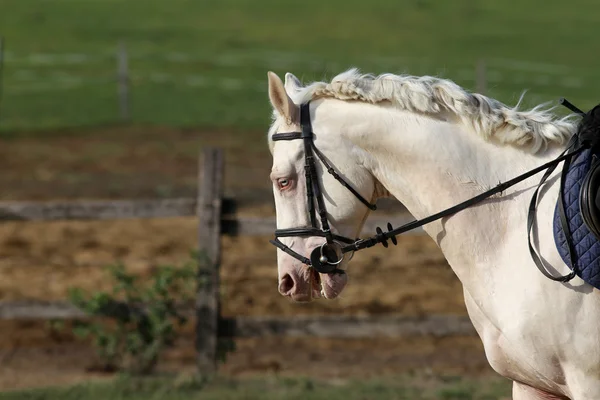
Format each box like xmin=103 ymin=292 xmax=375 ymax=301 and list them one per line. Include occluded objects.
xmin=0 ymin=127 xmax=494 ymax=391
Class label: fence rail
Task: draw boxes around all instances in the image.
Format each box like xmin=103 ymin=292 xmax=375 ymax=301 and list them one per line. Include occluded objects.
xmin=0 ymin=198 xmax=234 ymax=221
xmin=3 ymin=42 xmax=593 ymax=132
xmin=0 ymin=200 xmax=422 ymax=235
xmin=0 ymin=300 xmax=474 ymax=338
xmin=0 ymin=147 xmax=457 ymax=375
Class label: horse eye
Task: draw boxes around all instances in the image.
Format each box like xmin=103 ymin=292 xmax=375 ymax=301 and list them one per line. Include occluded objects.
xmin=278 ymin=178 xmax=290 ymax=189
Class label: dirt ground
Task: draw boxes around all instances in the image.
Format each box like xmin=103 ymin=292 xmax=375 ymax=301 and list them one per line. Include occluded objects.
xmin=0 ymin=126 xmax=495 ymax=391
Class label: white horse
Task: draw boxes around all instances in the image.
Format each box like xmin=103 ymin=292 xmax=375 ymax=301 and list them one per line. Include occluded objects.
xmin=266 ymin=68 xmax=600 ymax=399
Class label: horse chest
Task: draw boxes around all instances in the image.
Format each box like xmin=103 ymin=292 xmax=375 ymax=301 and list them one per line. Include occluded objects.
xmin=462 ymin=288 xmax=567 ymax=392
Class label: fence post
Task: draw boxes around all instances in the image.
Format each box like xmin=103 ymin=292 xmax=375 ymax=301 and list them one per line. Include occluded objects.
xmin=117 ymin=41 xmax=130 ymax=122
xmin=476 ymin=59 xmax=486 ymax=95
xmin=195 ymin=147 xmax=224 ymax=375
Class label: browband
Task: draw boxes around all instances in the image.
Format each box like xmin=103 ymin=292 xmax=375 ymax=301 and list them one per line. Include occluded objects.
xmin=272 ymin=132 xmax=302 ymax=141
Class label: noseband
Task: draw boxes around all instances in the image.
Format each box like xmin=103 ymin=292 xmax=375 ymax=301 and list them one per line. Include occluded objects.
xmin=269 ymin=99 xmax=596 ymax=283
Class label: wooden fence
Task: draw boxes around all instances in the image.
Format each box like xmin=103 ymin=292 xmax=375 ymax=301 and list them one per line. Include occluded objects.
xmin=0 ymin=147 xmax=475 ymax=374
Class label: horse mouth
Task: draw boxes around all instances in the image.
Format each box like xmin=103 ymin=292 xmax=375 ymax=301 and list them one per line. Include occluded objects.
xmin=310 ymin=267 xmax=348 ymax=300
xmin=310 ymin=268 xmax=322 ymax=299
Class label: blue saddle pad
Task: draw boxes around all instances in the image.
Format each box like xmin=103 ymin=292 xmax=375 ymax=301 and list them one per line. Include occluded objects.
xmin=553 ymin=148 xmax=600 ymax=288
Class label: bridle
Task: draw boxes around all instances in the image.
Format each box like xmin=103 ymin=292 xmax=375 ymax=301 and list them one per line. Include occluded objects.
xmin=269 ymin=102 xmax=377 ymax=274
xmin=269 ymin=99 xmax=594 ymax=281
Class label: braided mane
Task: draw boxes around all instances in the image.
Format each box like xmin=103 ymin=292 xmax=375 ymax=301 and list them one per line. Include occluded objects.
xmin=289 ymin=68 xmax=578 ymax=153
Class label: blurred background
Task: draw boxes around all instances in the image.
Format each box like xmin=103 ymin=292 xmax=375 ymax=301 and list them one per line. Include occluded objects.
xmin=0 ymin=0 xmax=598 ymax=398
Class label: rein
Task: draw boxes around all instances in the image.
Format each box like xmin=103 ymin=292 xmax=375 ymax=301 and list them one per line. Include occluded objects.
xmin=270 ymin=98 xmax=593 ymax=279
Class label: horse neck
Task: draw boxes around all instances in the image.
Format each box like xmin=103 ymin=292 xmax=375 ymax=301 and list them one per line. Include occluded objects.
xmin=330 ymin=100 xmax=564 ymax=276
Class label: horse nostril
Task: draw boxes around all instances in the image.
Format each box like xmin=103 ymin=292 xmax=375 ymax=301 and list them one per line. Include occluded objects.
xmin=279 ymin=274 xmax=295 ymax=295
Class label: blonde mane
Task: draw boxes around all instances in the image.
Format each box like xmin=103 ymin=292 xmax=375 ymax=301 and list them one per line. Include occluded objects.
xmin=290 ymin=68 xmax=579 ymax=154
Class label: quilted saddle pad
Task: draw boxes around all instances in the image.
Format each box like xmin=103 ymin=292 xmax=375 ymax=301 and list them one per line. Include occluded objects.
xmin=553 ymin=148 xmax=600 ymax=288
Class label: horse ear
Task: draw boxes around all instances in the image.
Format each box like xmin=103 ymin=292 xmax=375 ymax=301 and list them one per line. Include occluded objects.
xmin=267 ymin=71 xmax=299 ymax=124
xmin=284 ymin=72 xmax=301 ymax=94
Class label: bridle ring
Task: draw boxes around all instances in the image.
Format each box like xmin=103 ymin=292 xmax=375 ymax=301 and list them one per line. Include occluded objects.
xmin=319 ymin=242 xmax=345 ymax=265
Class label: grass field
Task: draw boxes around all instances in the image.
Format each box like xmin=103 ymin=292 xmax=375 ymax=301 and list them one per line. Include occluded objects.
xmin=0 ymin=374 xmax=512 ymax=400
xmin=1 ymin=0 xmax=600 ymax=133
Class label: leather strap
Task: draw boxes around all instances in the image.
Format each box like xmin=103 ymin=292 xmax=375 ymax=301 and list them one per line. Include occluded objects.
xmin=312 ymin=144 xmax=377 ymax=210
xmin=342 ymin=146 xmax=586 ymax=254
xmin=275 ymin=228 xmax=356 ymax=244
xmin=298 ymin=103 xmax=334 ymax=243
xmin=527 ymin=139 xmax=577 ymax=282
xmin=270 ymin=238 xmax=311 ymax=265
xmin=272 ymin=132 xmax=302 ymax=141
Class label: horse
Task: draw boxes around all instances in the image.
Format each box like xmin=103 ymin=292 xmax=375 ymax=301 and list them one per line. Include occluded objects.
xmin=265 ymin=68 xmax=600 ymax=399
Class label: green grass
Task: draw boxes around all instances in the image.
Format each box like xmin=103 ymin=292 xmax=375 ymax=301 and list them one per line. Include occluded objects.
xmin=1 ymin=0 xmax=600 ymax=133
xmin=0 ymin=374 xmax=512 ymax=400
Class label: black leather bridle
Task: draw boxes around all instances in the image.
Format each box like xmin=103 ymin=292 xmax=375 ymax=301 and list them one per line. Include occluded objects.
xmin=269 ymin=102 xmax=377 ymax=274
xmin=269 ymin=99 xmax=593 ymax=281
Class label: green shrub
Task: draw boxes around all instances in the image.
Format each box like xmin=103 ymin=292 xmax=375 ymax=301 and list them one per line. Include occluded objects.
xmin=66 ymin=258 xmax=198 ymax=375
